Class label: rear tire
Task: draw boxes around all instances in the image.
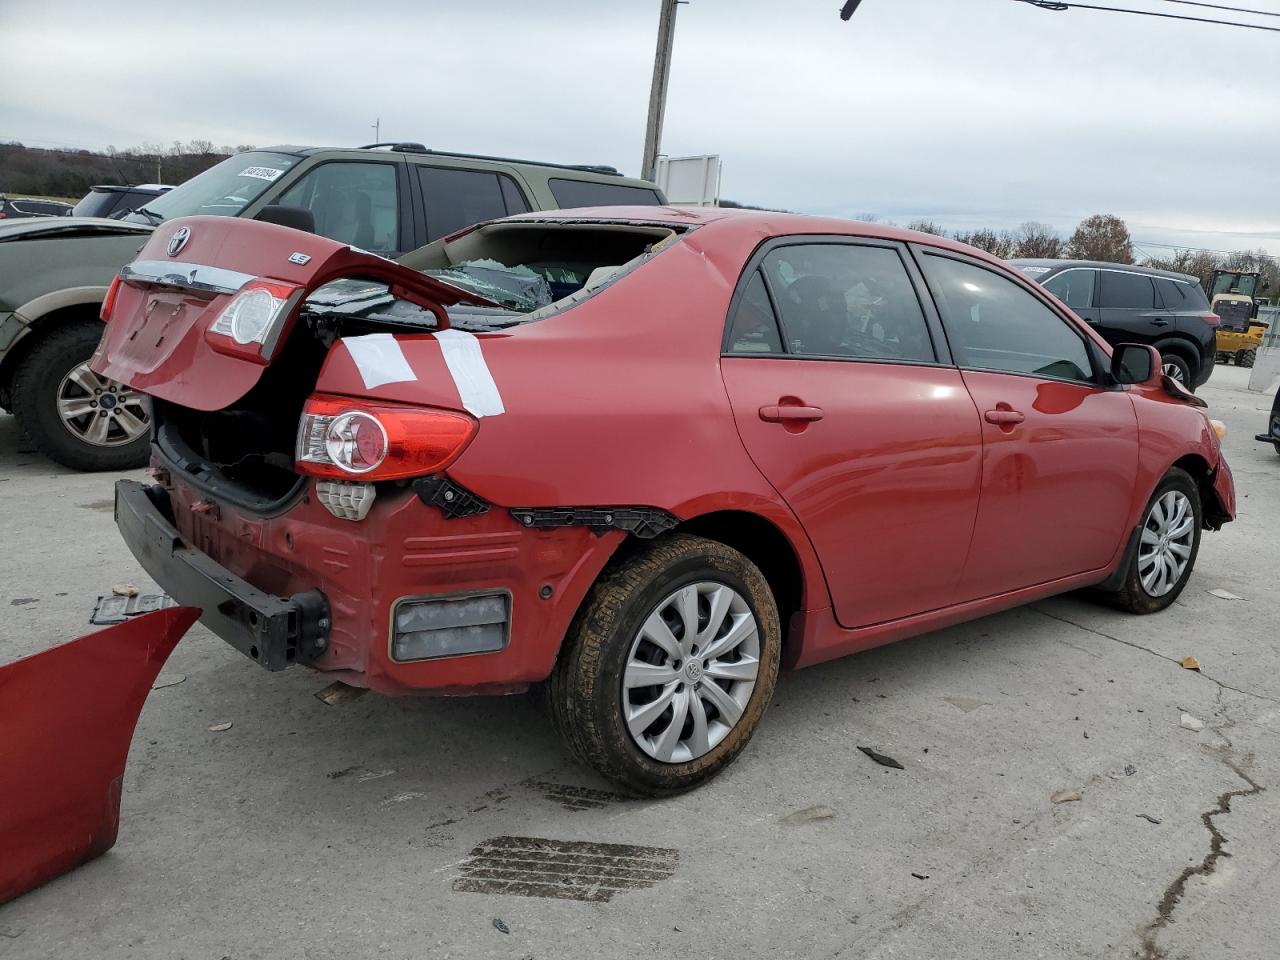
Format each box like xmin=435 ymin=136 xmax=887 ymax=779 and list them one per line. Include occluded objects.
xmin=1159 ymin=352 xmax=1194 ymax=390
xmin=1104 ymin=468 xmax=1201 ymax=614
xmin=548 ymin=534 xmax=780 ymax=797
xmin=9 ymin=321 xmax=150 ymax=472
xmin=1238 ymin=348 xmax=1257 ymax=369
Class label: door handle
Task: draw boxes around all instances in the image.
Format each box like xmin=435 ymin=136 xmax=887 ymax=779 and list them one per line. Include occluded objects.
xmin=984 ymin=409 xmax=1025 ymax=425
xmin=1151 ymin=318 xmax=1170 ymax=327
xmin=759 ymin=404 xmax=824 ymax=423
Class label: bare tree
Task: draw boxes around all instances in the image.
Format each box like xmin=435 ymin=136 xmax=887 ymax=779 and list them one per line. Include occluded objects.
xmin=1142 ymin=249 xmax=1221 ymax=290
xmin=1013 ymin=221 xmax=1063 ymax=259
xmin=953 ymin=229 xmax=1017 ymax=259
xmin=906 ymin=218 xmax=946 ymax=237
xmin=1068 ymin=214 xmax=1134 ymax=264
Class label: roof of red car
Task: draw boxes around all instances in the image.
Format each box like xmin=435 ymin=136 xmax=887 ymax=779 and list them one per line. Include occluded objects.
xmin=509 ymin=204 xmax=990 ymax=261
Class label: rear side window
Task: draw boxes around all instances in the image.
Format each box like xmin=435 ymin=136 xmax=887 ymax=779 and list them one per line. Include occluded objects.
xmin=277 ymin=161 xmax=400 ymax=253
xmin=761 ymin=243 xmax=935 ymax=362
xmin=547 ymin=179 xmax=663 ymax=208
xmin=726 ymin=271 xmax=784 ymax=354
xmin=1100 ymin=271 xmax=1155 ymax=309
xmin=1043 ymin=269 xmax=1095 ymax=310
xmin=1156 ymin=278 xmax=1207 ymax=310
xmin=417 ymin=167 xmax=530 ymax=241
xmin=921 ymin=254 xmax=1093 ymax=382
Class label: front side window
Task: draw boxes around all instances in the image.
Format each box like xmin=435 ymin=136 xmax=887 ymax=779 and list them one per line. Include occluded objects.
xmin=277 ymin=161 xmax=400 ymax=253
xmin=418 ymin=167 xmax=529 ymax=241
xmin=922 ymin=254 xmax=1093 ymax=382
xmin=759 ymin=244 xmax=935 ymax=362
xmin=1099 ymin=270 xmax=1155 ymax=309
xmin=1043 ymin=269 xmax=1096 ymax=310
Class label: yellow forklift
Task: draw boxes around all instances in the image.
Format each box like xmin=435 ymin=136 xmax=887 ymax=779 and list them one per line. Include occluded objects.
xmin=1209 ymin=269 xmax=1269 ymax=367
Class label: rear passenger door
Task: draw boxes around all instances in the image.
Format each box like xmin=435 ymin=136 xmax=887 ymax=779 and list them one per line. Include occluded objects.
xmin=720 ymin=238 xmax=984 ymax=629
xmin=1098 ymin=269 xmax=1172 ymax=345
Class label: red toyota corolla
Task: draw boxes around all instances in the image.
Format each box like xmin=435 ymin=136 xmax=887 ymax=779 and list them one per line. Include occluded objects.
xmin=94 ymin=207 xmax=1235 ymax=794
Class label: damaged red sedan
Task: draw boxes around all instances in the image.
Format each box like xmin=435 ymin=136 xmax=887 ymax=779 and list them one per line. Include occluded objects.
xmin=94 ymin=208 xmax=1235 ymax=794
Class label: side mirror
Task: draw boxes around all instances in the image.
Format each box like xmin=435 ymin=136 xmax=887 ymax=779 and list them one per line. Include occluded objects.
xmin=1111 ymin=343 xmax=1160 ymax=385
xmin=254 ymin=205 xmax=315 ymax=234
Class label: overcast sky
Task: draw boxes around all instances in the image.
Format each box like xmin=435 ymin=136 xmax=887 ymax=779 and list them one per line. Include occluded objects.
xmin=2 ymin=0 xmax=1276 ymax=255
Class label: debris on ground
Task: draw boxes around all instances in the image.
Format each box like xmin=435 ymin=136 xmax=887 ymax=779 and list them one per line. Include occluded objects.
xmin=90 ymin=593 xmax=177 ymax=625
xmin=857 ymin=747 xmax=905 ymax=769
xmin=9 ymin=598 xmax=38 ymax=607
xmin=1208 ymin=588 xmax=1247 ymax=601
xmin=782 ymin=805 xmax=835 ymax=824
xmin=1180 ymin=713 xmax=1205 ymax=732
xmin=911 ymin=872 xmax=929 ymax=880
xmin=151 ymin=673 xmax=186 ymax=690
xmin=1136 ymin=814 xmax=1162 ymax=825
xmin=1051 ymin=789 xmax=1083 ymax=804
xmin=207 ymin=722 xmax=233 ymax=732
xmin=1179 ymin=656 xmax=1202 ymax=671
xmin=942 ymin=696 xmax=991 ymax=713
xmin=111 ymin=583 xmax=139 ymax=598
xmin=493 ymin=918 xmax=511 ymax=934
xmin=314 ymin=681 xmax=368 ymax=705
xmin=1124 ymin=764 xmax=1137 ymax=777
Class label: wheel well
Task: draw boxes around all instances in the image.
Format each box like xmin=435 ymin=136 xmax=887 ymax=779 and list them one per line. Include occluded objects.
xmin=0 ymin=303 xmax=102 ymax=406
xmin=673 ymin=511 xmax=805 ymax=660
xmin=1153 ymin=338 xmax=1198 ymax=369
xmin=1171 ymin=453 xmax=1229 ymax=530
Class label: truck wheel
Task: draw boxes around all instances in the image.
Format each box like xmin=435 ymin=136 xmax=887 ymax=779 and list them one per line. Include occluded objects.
xmin=10 ymin=321 xmax=150 ymax=471
xmin=1103 ymin=468 xmax=1201 ymax=615
xmin=548 ymin=534 xmax=780 ymax=797
xmin=1238 ymin=348 xmax=1257 ymax=369
xmin=1159 ymin=352 xmax=1194 ymax=390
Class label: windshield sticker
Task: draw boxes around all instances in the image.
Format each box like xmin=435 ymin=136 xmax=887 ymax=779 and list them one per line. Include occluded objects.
xmin=434 ymin=329 xmax=505 ymax=418
xmin=343 ymin=333 xmax=417 ymax=390
xmin=238 ymin=166 xmax=285 ymax=182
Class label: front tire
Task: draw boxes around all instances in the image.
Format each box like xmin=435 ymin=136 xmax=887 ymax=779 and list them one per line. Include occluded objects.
xmin=548 ymin=534 xmax=781 ymax=797
xmin=1105 ymin=468 xmax=1202 ymax=614
xmin=1238 ymin=348 xmax=1257 ymax=369
xmin=9 ymin=321 xmax=150 ymax=471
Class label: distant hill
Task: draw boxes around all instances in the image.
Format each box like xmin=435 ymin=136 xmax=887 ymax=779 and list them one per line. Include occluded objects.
xmin=0 ymin=141 xmax=237 ymax=199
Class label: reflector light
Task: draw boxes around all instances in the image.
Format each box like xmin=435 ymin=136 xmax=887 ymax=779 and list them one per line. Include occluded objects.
xmin=295 ymin=394 xmax=476 ymax=481
xmin=101 ymin=275 xmax=122 ymax=323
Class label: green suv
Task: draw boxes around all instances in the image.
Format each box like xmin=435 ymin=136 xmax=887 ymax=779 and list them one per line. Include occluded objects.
xmin=0 ymin=143 xmax=663 ymax=470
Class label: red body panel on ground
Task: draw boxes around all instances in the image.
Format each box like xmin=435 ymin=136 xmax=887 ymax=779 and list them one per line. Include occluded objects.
xmin=0 ymin=607 xmax=199 ymax=904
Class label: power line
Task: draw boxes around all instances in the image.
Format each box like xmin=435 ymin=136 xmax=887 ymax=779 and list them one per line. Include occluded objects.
xmin=1013 ymin=0 xmax=1280 ymax=31
xmin=1157 ymin=0 xmax=1280 ymax=18
xmin=1134 ymin=238 xmax=1280 ymax=261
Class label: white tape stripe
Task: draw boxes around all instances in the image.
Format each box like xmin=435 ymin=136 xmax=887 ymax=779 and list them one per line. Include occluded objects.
xmin=433 ymin=328 xmax=505 ymax=418
xmin=343 ymin=333 xmax=417 ymax=390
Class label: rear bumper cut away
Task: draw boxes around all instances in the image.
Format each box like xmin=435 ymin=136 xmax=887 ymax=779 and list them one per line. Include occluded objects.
xmin=115 ymin=480 xmax=330 ymax=671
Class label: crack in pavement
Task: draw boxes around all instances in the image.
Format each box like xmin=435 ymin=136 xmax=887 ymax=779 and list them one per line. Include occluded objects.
xmin=1034 ymin=608 xmax=1280 ymax=704
xmin=1136 ymin=749 xmax=1265 ymax=960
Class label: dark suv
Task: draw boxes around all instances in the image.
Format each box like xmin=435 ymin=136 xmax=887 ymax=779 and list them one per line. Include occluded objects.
xmin=71 ymin=184 xmax=173 ymax=220
xmin=1012 ymin=260 xmax=1217 ymax=389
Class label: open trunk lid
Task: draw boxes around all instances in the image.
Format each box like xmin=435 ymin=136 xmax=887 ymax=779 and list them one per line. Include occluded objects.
xmin=92 ymin=216 xmax=495 ymax=411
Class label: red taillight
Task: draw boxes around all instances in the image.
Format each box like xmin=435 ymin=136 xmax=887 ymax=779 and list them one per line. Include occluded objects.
xmin=295 ymin=394 xmax=476 ymax=481
xmin=204 ymin=279 xmax=303 ymax=363
xmin=100 ymin=275 xmax=122 ymax=323
xmin=1202 ymin=312 xmax=1221 ymax=327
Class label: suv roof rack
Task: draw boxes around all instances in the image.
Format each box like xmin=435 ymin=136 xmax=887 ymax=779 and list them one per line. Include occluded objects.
xmin=356 ymin=142 xmax=622 ymax=177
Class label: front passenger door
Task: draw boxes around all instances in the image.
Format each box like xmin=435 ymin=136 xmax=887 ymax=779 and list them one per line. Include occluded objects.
xmin=917 ymin=252 xmax=1139 ymax=600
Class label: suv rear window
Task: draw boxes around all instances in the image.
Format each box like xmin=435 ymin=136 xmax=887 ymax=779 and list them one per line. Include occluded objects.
xmin=547 ymin=179 xmax=663 ymax=208
xmin=1156 ymin=278 xmax=1208 ymax=310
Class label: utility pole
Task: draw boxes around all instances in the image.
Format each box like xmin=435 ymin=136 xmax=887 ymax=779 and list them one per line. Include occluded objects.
xmin=372 ymin=117 xmax=381 ymax=143
xmin=640 ymin=0 xmax=680 ymax=183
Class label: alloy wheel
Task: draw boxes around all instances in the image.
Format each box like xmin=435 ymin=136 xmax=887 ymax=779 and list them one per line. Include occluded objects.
xmin=1138 ymin=490 xmax=1195 ymax=597
xmin=1161 ymin=361 xmax=1185 ymax=382
xmin=56 ymin=362 xmax=150 ymax=447
xmin=622 ymin=581 xmax=761 ymax=763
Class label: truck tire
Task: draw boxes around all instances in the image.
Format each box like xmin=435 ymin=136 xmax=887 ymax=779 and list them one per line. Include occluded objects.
xmin=9 ymin=321 xmax=150 ymax=471
xmin=548 ymin=534 xmax=780 ymax=797
xmin=1238 ymin=348 xmax=1257 ymax=369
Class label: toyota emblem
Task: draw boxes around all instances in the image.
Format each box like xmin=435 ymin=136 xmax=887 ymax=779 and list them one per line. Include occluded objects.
xmin=166 ymin=225 xmax=191 ymax=257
